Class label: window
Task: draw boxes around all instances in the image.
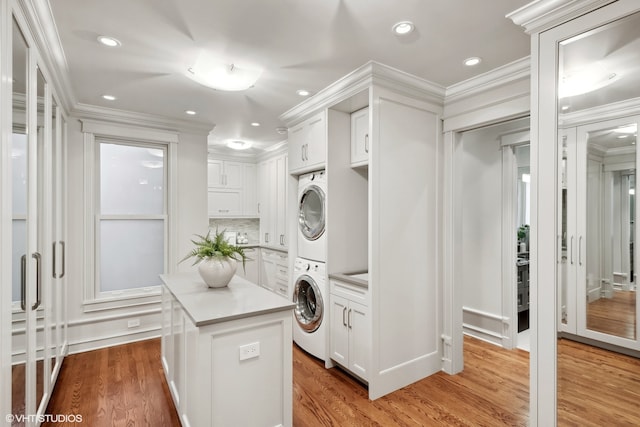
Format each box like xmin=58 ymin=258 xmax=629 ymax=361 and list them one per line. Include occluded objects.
xmin=82 ymin=119 xmax=178 ymax=307
xmin=96 ymin=141 xmax=167 ymax=295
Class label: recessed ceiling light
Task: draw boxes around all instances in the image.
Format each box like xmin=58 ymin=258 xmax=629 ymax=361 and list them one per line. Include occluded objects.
xmin=276 ymin=127 xmax=288 ymax=135
xmin=227 ymin=140 xmax=252 ymax=150
xmin=561 ymin=105 xmax=570 ymax=111
xmin=97 ymin=36 xmax=121 ymax=47
xmin=102 ymin=94 xmax=116 ymax=101
xmin=392 ymin=21 xmax=415 ymax=35
xmin=251 ymin=122 xmax=260 ymax=127
xmin=296 ymin=89 xmax=310 ymax=97
xmin=463 ymin=57 xmax=482 ymax=67
xmin=185 ymin=110 xmax=197 ymax=115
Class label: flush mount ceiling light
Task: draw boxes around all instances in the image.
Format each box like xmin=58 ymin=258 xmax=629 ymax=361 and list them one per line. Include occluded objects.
xmin=559 ymin=63 xmax=619 ymax=98
xmin=97 ymin=36 xmax=121 ymax=47
xmin=463 ymin=57 xmax=482 ymax=67
xmin=392 ymin=21 xmax=415 ymax=35
xmin=613 ymin=124 xmax=637 ymax=134
xmin=251 ymin=122 xmax=260 ymax=127
xmin=102 ymin=94 xmax=116 ymax=101
xmin=185 ymin=110 xmax=197 ymax=115
xmin=296 ymin=89 xmax=310 ymax=97
xmin=226 ymin=140 xmax=253 ymax=150
xmin=186 ymin=54 xmax=262 ymax=91
xmin=276 ymin=127 xmax=288 ymax=135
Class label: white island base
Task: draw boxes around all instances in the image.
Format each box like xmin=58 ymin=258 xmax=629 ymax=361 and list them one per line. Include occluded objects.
xmin=161 ymin=272 xmax=295 ymax=427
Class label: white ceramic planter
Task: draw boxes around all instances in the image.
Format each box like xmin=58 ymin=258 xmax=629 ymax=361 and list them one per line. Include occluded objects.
xmin=197 ymin=257 xmax=238 ymax=288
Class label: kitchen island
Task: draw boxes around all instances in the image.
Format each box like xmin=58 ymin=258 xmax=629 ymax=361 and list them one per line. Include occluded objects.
xmin=160 ymin=272 xmax=295 ymax=427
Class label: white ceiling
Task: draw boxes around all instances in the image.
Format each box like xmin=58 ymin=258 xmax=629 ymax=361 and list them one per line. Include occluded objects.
xmin=49 ymin=0 xmax=531 ymax=153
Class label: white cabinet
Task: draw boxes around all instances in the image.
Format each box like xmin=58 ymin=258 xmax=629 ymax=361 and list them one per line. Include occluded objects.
xmin=258 ymin=153 xmax=288 ymax=247
xmin=236 ymin=247 xmax=260 ymax=284
xmin=351 ymin=107 xmax=369 ymax=167
xmin=288 ymin=111 xmax=326 ymax=174
xmin=208 ymin=160 xmax=243 ymax=189
xmin=208 ymin=159 xmax=257 ymax=217
xmin=260 ymin=249 xmax=289 ymax=297
xmin=329 ymin=279 xmax=369 ymax=381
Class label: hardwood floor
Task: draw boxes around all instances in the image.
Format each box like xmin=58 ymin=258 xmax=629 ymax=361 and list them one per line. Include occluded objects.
xmin=586 ymin=290 xmax=636 ymax=339
xmin=42 ymin=335 xmax=640 ymax=426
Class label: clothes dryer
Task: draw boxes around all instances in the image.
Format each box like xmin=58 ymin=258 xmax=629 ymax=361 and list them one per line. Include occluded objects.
xmin=292 ymin=257 xmax=327 ymax=361
xmin=297 ymin=170 xmax=327 ymax=262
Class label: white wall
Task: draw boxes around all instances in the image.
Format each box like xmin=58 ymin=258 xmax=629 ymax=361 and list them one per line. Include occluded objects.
xmin=458 ymin=118 xmax=528 ymax=343
xmin=65 ymin=118 xmax=207 ymax=353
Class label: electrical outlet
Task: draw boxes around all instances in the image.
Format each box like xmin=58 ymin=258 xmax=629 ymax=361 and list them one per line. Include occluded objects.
xmin=239 ymin=342 xmax=260 ymax=361
xmin=127 ymin=318 xmax=140 ymax=328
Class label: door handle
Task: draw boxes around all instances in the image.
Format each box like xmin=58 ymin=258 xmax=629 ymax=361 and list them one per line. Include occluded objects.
xmin=265 ymin=232 xmax=269 ymax=243
xmin=60 ymin=241 xmax=66 ymax=279
xmin=348 ymin=308 xmax=352 ymax=329
xmin=32 ymin=252 xmax=42 ymax=310
xmin=301 ymin=145 xmax=305 ymax=161
xmin=342 ymin=306 xmax=347 ymax=326
xmin=365 ymin=134 xmax=369 ymax=153
xmin=578 ymin=236 xmax=583 ymax=266
xmin=53 ymin=241 xmax=57 ymax=278
xmin=21 ymin=255 xmax=27 ymax=311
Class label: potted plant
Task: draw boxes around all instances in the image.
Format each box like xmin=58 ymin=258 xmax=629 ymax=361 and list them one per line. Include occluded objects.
xmin=181 ymin=229 xmax=248 ymax=288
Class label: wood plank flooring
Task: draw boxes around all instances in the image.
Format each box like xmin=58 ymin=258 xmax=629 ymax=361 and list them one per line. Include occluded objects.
xmin=586 ymin=290 xmax=636 ymax=339
xmin=41 ymin=335 xmax=640 ymax=426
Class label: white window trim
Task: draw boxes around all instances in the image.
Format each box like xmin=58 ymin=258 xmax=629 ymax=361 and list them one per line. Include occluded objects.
xmin=82 ymin=120 xmax=178 ymax=311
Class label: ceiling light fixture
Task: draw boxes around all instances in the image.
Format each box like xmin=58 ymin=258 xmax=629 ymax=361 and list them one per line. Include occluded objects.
xmin=185 ymin=110 xmax=197 ymax=115
xmin=226 ymin=140 xmax=253 ymax=150
xmin=276 ymin=127 xmax=288 ymax=135
xmin=102 ymin=94 xmax=116 ymax=101
xmin=614 ymin=124 xmax=637 ymax=134
xmin=561 ymin=105 xmax=570 ymax=111
xmin=296 ymin=89 xmax=310 ymax=97
xmin=97 ymin=36 xmax=121 ymax=47
xmin=186 ymin=54 xmax=262 ymax=91
xmin=559 ymin=64 xmax=619 ymax=98
xmin=392 ymin=21 xmax=415 ymax=35
xmin=251 ymin=122 xmax=260 ymax=127
xmin=463 ymin=57 xmax=482 ymax=67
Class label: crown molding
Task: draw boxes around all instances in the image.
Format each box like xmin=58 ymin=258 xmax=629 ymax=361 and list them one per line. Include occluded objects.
xmin=507 ymin=0 xmax=615 ymax=34
xmin=72 ymin=103 xmax=214 ymax=135
xmin=445 ymin=57 xmax=530 ymax=103
xmin=280 ymin=61 xmax=445 ymax=127
xmin=559 ymin=98 xmax=640 ymax=128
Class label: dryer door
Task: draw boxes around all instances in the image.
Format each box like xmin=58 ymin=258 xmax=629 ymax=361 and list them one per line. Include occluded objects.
xmin=293 ymin=274 xmax=324 ymax=332
xmin=298 ymin=185 xmax=325 ymax=241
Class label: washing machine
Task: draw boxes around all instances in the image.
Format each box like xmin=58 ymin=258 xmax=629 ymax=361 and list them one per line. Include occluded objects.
xmin=292 ymin=257 xmax=327 ymax=361
xmin=297 ymin=170 xmax=327 ymax=262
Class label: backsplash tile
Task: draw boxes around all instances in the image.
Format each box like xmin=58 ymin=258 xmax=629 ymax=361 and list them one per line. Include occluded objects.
xmin=209 ymin=218 xmax=260 ymax=244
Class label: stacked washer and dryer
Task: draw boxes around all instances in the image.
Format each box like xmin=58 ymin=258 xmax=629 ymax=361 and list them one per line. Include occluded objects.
xmin=292 ymin=170 xmax=328 ymax=361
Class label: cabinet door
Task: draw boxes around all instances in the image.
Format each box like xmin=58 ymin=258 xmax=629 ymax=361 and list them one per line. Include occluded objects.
xmin=242 ymin=163 xmax=257 ymax=216
xmin=330 ymin=295 xmax=349 ymax=367
xmin=288 ymin=123 xmax=307 ymax=173
xmin=348 ymin=301 xmax=369 ymax=380
xmin=260 ymin=250 xmax=277 ymax=289
xmin=208 ymin=190 xmax=242 ymax=216
xmin=258 ymin=161 xmax=272 ymax=244
xmin=224 ymin=161 xmax=243 ymax=189
xmin=207 ymin=160 xmax=224 ymax=188
xmin=351 ymin=107 xmax=369 ymax=166
xmin=275 ymin=155 xmax=288 ymax=247
xmin=237 ymin=247 xmax=260 ymax=285
xmin=304 ymin=112 xmax=327 ymax=170
xmin=161 ymin=287 xmax=174 ymax=380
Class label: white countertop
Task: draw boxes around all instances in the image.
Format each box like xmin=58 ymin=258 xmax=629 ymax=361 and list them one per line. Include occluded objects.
xmin=160 ymin=272 xmax=295 ymax=327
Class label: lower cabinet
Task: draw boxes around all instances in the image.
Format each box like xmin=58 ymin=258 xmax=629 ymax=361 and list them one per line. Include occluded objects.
xmin=236 ymin=247 xmax=260 ymax=285
xmin=260 ymin=248 xmax=289 ymax=297
xmin=329 ymin=279 xmax=370 ymax=381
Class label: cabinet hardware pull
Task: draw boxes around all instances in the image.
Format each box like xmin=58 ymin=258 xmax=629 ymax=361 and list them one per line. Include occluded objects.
xmin=52 ymin=241 xmax=58 ymax=278
xmin=218 ymin=209 xmax=229 ymax=213
xmin=265 ymin=232 xmax=269 ymax=243
xmin=578 ymin=236 xmax=583 ymax=266
xmin=301 ymin=145 xmax=305 ymax=161
xmin=32 ymin=252 xmax=42 ymax=310
xmin=570 ymin=236 xmax=574 ymax=265
xmin=60 ymin=241 xmax=66 ymax=278
xmin=21 ymin=255 xmax=27 ymax=311
xmin=348 ymin=308 xmax=352 ymax=329
xmin=257 ymin=203 xmax=260 ymax=214
xmin=342 ymin=306 xmax=347 ymax=326
xmin=365 ymin=134 xmax=369 ymax=153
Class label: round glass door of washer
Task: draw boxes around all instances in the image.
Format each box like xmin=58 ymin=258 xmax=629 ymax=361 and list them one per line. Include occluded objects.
xmin=293 ymin=275 xmax=324 ymax=332
xmin=298 ymin=185 xmax=326 ymax=240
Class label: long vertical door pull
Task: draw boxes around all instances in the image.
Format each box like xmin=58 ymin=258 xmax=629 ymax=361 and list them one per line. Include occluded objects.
xmin=32 ymin=252 xmax=42 ymax=310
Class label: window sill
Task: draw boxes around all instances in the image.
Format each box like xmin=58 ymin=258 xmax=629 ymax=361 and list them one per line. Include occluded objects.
xmin=83 ymin=288 xmax=162 ymax=313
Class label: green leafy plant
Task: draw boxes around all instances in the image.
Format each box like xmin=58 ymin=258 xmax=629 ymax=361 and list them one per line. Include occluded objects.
xmin=518 ymin=224 xmax=530 ymax=241
xmin=180 ymin=229 xmax=248 ymax=271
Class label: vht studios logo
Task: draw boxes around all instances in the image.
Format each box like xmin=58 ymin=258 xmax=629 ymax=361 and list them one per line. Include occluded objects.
xmin=6 ymin=413 xmax=83 ymax=423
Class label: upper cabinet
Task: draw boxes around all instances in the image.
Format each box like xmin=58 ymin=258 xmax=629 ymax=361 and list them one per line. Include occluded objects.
xmin=207 ymin=158 xmax=257 ymax=217
xmin=350 ymin=107 xmax=369 ymax=167
xmin=258 ymin=152 xmax=288 ymax=248
xmin=288 ymin=111 xmax=327 ymax=174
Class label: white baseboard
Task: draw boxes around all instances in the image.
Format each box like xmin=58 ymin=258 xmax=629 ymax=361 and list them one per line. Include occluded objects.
xmin=462 ymin=307 xmax=505 ymax=347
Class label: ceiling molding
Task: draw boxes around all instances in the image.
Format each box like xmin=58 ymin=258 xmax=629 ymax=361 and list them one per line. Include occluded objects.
xmin=506 ymin=0 xmax=616 ymax=34
xmin=73 ymin=103 xmax=214 ymax=135
xmin=280 ymin=61 xmax=446 ymax=127
xmin=445 ymin=57 xmax=530 ymax=103
xmin=559 ymin=98 xmax=640 ymax=128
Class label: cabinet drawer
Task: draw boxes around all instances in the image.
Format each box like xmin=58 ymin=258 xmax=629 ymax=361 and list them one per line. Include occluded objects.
xmin=274 ymin=279 xmax=289 ymax=298
xmin=330 ymin=279 xmax=368 ymax=305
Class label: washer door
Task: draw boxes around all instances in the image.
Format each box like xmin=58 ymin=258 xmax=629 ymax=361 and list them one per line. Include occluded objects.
xmin=293 ymin=274 xmax=324 ymax=332
xmin=298 ymin=185 xmax=325 ymax=240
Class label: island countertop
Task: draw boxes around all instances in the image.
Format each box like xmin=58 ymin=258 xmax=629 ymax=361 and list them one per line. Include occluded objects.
xmin=160 ymin=272 xmax=295 ymax=327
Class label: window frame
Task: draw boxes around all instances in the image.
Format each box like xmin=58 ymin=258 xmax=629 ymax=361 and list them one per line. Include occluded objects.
xmin=82 ymin=120 xmax=178 ymax=311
